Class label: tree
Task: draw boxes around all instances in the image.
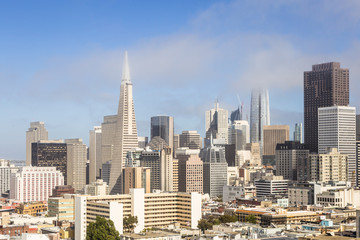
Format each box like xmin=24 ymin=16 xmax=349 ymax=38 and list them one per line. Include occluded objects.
xmin=219 ymin=214 xmax=238 ymax=223
xmin=245 ymin=215 xmax=257 ymax=224
xmin=197 ymin=219 xmax=212 ymax=234
xmin=123 ymin=215 xmax=138 ymax=233
xmin=86 ymin=216 xmax=120 ymax=240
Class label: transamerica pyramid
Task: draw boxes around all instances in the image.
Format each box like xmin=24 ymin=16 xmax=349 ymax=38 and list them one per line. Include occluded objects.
xmin=109 ymin=51 xmax=139 ymax=194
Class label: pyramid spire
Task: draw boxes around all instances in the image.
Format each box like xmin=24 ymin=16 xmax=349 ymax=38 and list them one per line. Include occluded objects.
xmin=122 ymin=51 xmax=131 ymax=82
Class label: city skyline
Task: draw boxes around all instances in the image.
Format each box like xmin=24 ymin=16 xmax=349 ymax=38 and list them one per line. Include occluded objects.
xmin=1 ymin=0 xmax=360 ymax=160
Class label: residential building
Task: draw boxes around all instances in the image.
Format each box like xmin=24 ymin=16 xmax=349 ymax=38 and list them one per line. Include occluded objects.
xmin=122 ymin=167 xmax=150 ymax=194
xmin=75 ymin=189 xmax=202 ymax=240
xmin=26 ymin=121 xmax=48 ymax=166
xmin=178 ymin=149 xmax=203 ymax=194
xmin=0 ymin=159 xmax=17 ymax=195
xmin=227 ymin=166 xmax=240 ymax=185
xmin=294 ymin=123 xmax=303 ymax=143
xmin=318 ymin=106 xmax=356 ymax=181
xmin=48 ymin=194 xmax=75 ymax=221
xmin=202 ymin=145 xmax=228 ymax=198
xmin=317 ymin=188 xmax=360 ymax=208
xmin=31 ymin=140 xmax=67 ymax=184
xmin=150 ymin=116 xmax=174 ymax=150
xmin=179 ymin=130 xmax=202 ymax=149
xmin=263 ymin=125 xmax=289 ymax=166
xmin=205 ymin=102 xmax=229 ymax=146
xmin=223 ymin=185 xmax=256 ymax=202
xmin=89 ymin=126 xmax=102 ymax=183
xmin=304 ymin=62 xmax=349 ymax=153
xmin=84 ymin=179 xmax=109 ymax=196
xmin=66 ymin=138 xmax=87 ymax=192
xmin=10 ymin=166 xmax=64 ymax=202
xmin=288 ymin=182 xmax=315 ymax=207
xmin=250 ymin=88 xmax=270 ymax=151
xmin=309 ymin=148 xmax=348 ymax=182
xmin=275 ymin=141 xmax=309 ymax=181
xmin=109 ymin=51 xmax=139 ymax=194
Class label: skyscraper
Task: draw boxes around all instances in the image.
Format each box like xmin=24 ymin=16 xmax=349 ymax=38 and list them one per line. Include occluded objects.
xmin=66 ymin=139 xmax=87 ymax=192
xmin=263 ymin=125 xmax=289 ymax=158
xmin=294 ymin=123 xmax=303 ymax=143
xmin=318 ymin=106 xmax=356 ymax=182
xmin=89 ymin=126 xmax=102 ymax=183
xmin=150 ymin=116 xmax=174 ymax=150
xmin=230 ymin=120 xmax=250 ymax=151
xmin=356 ymin=115 xmax=360 ymax=141
xmin=205 ymin=102 xmax=229 ymax=146
xmin=250 ymin=88 xmax=270 ymax=150
xmin=230 ymin=106 xmax=242 ymax=124
xmin=109 ymin=52 xmax=139 ymax=194
xmin=26 ymin=121 xmax=48 ymax=166
xmin=304 ymin=62 xmax=349 ymax=153
xmin=179 ymin=130 xmax=202 ymax=149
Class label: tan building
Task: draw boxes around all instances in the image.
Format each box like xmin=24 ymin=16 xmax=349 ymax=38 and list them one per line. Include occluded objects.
xmin=16 ymin=202 xmax=47 ymax=216
xmin=310 ymin=148 xmax=348 ymax=182
xmin=178 ymin=153 xmax=203 ymax=193
xmin=173 ymin=159 xmax=178 ymax=192
xmin=84 ymin=179 xmax=109 ymax=196
xmin=26 ymin=121 xmax=48 ymax=166
xmin=48 ymin=194 xmax=75 ymax=221
xmin=66 ymin=138 xmax=87 ymax=192
xmin=263 ymin=125 xmax=289 ymax=156
xmin=245 ymin=143 xmax=261 ymax=166
xmin=122 ymin=167 xmax=151 ymax=194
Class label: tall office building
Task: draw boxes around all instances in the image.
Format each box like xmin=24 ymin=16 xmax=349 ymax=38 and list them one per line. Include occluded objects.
xmin=31 ymin=140 xmax=67 ymax=184
xmin=137 ymin=136 xmax=148 ymax=148
xmin=356 ymin=141 xmax=360 ymax=186
xmin=109 ymin=51 xmax=139 ymax=194
xmin=205 ymin=102 xmax=229 ymax=146
xmin=304 ymin=62 xmax=349 ymax=153
xmin=140 ymin=149 xmax=161 ymax=191
xmin=276 ymin=141 xmax=309 ymax=181
xmin=101 ymin=115 xmax=117 ymax=170
xmin=318 ymin=106 xmax=356 ymax=181
xmin=263 ymin=125 xmax=290 ymax=163
xmin=26 ymin=121 xmax=48 ymax=166
xmin=202 ymin=145 xmax=228 ymax=198
xmin=250 ymin=88 xmax=270 ymax=151
xmin=89 ymin=126 xmax=102 ymax=183
xmin=173 ymin=159 xmax=179 ymax=192
xmin=230 ymin=120 xmax=250 ymax=151
xmin=122 ymin=167 xmax=151 ymax=194
xmin=356 ymin=115 xmax=360 ymax=141
xmin=10 ymin=166 xmax=64 ymax=202
xmin=178 ymin=151 xmax=203 ymax=194
xmin=294 ymin=123 xmax=303 ymax=143
xmin=160 ymin=147 xmax=173 ymax=192
xmin=66 ymin=139 xmax=87 ymax=192
xmin=179 ymin=131 xmax=202 ymax=149
xmin=230 ymin=106 xmax=242 ymax=124
xmin=0 ymin=159 xmax=18 ymax=195
xmin=173 ymin=134 xmax=179 ymax=157
xmin=150 ymin=116 xmax=174 ymax=150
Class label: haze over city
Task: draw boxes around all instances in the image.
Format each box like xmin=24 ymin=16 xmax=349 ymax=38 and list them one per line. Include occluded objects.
xmin=1 ymin=0 xmax=360 ymax=160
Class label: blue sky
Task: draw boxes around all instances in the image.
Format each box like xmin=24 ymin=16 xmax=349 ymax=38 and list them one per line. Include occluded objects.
xmin=1 ymin=0 xmax=360 ymax=160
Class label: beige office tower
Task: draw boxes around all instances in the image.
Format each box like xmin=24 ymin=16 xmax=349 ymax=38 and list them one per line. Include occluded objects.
xmin=89 ymin=126 xmax=102 ymax=183
xmin=160 ymin=147 xmax=173 ymax=192
xmin=173 ymin=134 xmax=179 ymax=157
xmin=101 ymin=115 xmax=117 ymax=168
xmin=178 ymin=150 xmax=203 ymax=193
xmin=122 ymin=167 xmax=151 ymax=194
xmin=173 ymin=159 xmax=179 ymax=192
xmin=109 ymin=51 xmax=139 ymax=194
xmin=309 ymin=148 xmax=348 ymax=182
xmin=179 ymin=131 xmax=202 ymax=149
xmin=205 ymin=102 xmax=229 ymax=146
xmin=245 ymin=143 xmax=261 ymax=166
xmin=26 ymin=121 xmax=48 ymax=166
xmin=263 ymin=125 xmax=289 ymax=166
xmin=66 ymin=139 xmax=87 ymax=192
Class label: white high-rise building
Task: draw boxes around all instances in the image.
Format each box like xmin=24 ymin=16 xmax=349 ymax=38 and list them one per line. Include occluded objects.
xmin=109 ymin=51 xmax=139 ymax=194
xmin=0 ymin=159 xmax=18 ymax=195
xmin=89 ymin=126 xmax=102 ymax=183
xmin=230 ymin=120 xmax=250 ymax=151
xmin=250 ymin=88 xmax=270 ymax=150
xmin=66 ymin=139 xmax=87 ymax=192
xmin=318 ymin=106 xmax=356 ymax=181
xmin=205 ymin=102 xmax=229 ymax=146
xmin=26 ymin=121 xmax=48 ymax=166
xmin=10 ymin=166 xmax=64 ymax=202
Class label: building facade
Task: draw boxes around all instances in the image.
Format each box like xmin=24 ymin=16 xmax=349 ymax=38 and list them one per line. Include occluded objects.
xmin=294 ymin=123 xmax=303 ymax=143
xmin=26 ymin=121 xmax=48 ymax=166
xmin=89 ymin=126 xmax=102 ymax=183
xmin=263 ymin=125 xmax=289 ymax=158
xmin=0 ymin=159 xmax=17 ymax=195
xmin=304 ymin=62 xmax=349 ymax=153
xmin=179 ymin=130 xmax=202 ymax=149
xmin=122 ymin=167 xmax=150 ymax=194
xmin=205 ymin=102 xmax=229 ymax=146
xmin=178 ymin=152 xmax=203 ymax=194
xmin=150 ymin=116 xmax=174 ymax=150
xmin=66 ymin=138 xmax=87 ymax=192
xmin=10 ymin=166 xmax=64 ymax=202
xmin=230 ymin=120 xmax=250 ymax=151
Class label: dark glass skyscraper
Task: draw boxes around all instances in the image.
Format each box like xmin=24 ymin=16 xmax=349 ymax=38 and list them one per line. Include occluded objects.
xmin=150 ymin=116 xmax=174 ymax=149
xmin=304 ymin=62 xmax=349 ymax=153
